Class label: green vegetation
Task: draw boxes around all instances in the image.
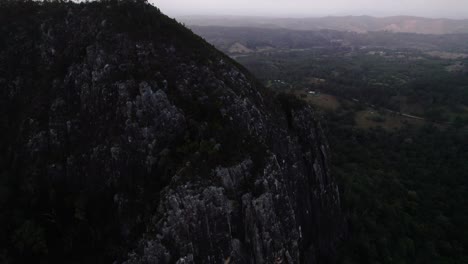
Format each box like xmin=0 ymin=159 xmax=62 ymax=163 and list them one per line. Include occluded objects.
xmin=286 ymin=84 xmax=468 ymax=264
xmin=285 ymin=50 xmax=468 ymax=264
xmin=329 ymin=119 xmax=468 ymax=264
xmin=291 ymin=88 xmax=468 ymax=264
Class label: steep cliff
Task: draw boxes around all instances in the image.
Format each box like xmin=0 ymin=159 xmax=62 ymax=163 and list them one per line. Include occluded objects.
xmin=0 ymin=0 xmax=343 ymax=263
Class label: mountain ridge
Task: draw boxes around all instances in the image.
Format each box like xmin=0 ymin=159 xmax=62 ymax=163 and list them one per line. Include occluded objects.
xmin=180 ymin=15 xmax=468 ymax=35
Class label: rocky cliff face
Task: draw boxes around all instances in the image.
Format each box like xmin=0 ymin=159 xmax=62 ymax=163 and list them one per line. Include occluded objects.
xmin=0 ymin=1 xmax=343 ymax=263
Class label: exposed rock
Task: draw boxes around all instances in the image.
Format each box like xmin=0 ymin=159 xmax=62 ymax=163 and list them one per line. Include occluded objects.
xmin=0 ymin=1 xmax=344 ymax=263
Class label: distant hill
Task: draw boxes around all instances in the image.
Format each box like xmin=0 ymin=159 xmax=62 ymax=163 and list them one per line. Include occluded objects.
xmin=190 ymin=26 xmax=468 ymax=55
xmin=181 ymin=15 xmax=468 ymax=35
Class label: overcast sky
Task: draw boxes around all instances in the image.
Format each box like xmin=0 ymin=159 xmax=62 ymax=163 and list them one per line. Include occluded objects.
xmin=152 ymin=0 xmax=468 ymax=19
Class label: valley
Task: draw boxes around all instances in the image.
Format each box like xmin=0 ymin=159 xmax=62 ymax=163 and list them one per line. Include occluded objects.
xmin=192 ymin=27 xmax=468 ymax=127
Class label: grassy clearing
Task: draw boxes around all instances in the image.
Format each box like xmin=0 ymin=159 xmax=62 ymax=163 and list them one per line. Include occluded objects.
xmin=292 ymin=90 xmax=428 ymax=131
xmin=293 ymin=91 xmax=341 ymax=111
xmin=355 ymin=110 xmax=426 ymax=131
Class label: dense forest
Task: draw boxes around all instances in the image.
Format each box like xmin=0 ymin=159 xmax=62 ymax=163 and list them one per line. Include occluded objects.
xmin=328 ymin=114 xmax=468 ymax=264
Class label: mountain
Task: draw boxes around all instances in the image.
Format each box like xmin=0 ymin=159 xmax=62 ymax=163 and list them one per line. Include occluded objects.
xmin=0 ymin=0 xmax=343 ymax=263
xmin=188 ymin=26 xmax=468 ymax=57
xmin=181 ymin=15 xmax=468 ymax=35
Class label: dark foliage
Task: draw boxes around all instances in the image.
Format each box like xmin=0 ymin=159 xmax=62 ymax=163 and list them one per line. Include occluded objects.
xmin=329 ymin=120 xmax=468 ymax=264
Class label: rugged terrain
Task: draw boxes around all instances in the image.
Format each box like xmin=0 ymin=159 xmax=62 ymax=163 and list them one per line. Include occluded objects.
xmin=0 ymin=0 xmax=343 ymax=263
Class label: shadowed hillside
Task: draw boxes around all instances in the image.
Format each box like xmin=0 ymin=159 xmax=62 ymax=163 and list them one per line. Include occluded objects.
xmin=0 ymin=0 xmax=344 ymax=263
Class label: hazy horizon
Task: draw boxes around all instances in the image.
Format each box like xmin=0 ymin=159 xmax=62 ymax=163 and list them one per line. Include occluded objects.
xmin=152 ymin=0 xmax=468 ymax=19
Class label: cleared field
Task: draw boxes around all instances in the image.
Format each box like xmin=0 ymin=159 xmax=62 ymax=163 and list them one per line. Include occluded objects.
xmin=426 ymin=51 xmax=468 ymax=60
xmin=292 ymin=90 xmax=457 ymax=131
xmin=294 ymin=92 xmax=341 ymax=111
xmin=355 ymin=110 xmax=426 ymax=130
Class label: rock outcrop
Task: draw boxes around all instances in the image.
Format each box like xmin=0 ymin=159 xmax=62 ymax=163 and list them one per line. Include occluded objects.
xmin=0 ymin=0 xmax=343 ymax=263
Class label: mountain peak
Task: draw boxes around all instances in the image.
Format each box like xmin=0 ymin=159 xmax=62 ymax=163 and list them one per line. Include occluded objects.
xmin=0 ymin=1 xmax=343 ymax=263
